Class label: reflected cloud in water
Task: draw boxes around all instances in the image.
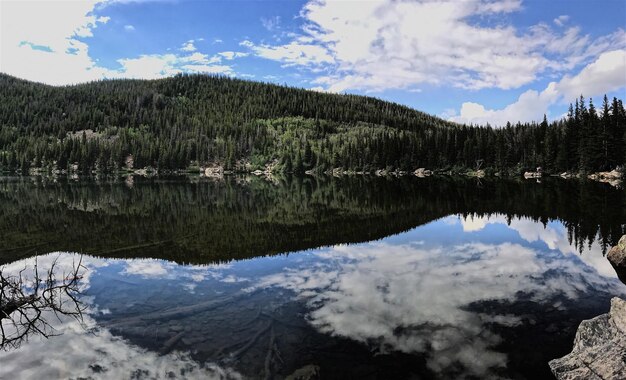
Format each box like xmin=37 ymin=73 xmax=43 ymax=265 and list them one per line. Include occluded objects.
xmin=1 ymin=214 xmax=624 ymax=379
xmin=0 ymin=254 xmax=242 ymax=380
xmin=456 ymin=214 xmax=618 ymax=277
xmin=254 ymin=217 xmax=625 ymax=378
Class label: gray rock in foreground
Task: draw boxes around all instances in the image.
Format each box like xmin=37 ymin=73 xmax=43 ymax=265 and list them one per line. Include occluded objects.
xmin=608 ymin=235 xmax=626 ymax=285
xmin=608 ymin=235 xmax=626 ymax=269
xmin=549 ymin=297 xmax=626 ymax=380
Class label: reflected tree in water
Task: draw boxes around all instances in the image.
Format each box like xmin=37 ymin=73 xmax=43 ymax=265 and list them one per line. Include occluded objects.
xmin=0 ymin=256 xmax=85 ymax=349
xmin=0 ymin=176 xmax=624 ymax=265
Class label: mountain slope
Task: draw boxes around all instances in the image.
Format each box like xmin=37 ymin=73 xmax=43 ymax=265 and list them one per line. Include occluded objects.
xmin=0 ymin=73 xmax=456 ymax=173
xmin=0 ymin=73 xmax=624 ymax=174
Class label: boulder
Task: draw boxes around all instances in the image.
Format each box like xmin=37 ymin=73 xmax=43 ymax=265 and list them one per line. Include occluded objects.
xmin=414 ymin=168 xmax=432 ymax=177
xmin=588 ymin=170 xmax=623 ymax=188
xmin=550 ymin=297 xmax=626 ymax=380
xmin=466 ymin=169 xmax=485 ymax=178
xmin=524 ymin=171 xmax=542 ymax=178
xmin=598 ymin=170 xmax=622 ymax=180
xmin=204 ymin=166 xmax=223 ymax=178
xmin=608 ymin=236 xmax=626 ymax=283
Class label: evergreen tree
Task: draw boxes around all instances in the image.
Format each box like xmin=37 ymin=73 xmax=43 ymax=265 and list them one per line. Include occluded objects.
xmin=0 ymin=73 xmax=623 ymax=175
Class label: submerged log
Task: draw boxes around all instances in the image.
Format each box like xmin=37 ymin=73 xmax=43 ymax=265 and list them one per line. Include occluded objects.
xmin=160 ymin=331 xmax=185 ymax=354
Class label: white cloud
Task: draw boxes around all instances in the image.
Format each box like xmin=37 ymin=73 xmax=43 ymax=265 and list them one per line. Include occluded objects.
xmin=0 ymin=0 xmax=112 ymax=85
xmin=0 ymin=2 xmax=235 ymax=84
xmin=0 ymin=255 xmax=242 ymax=380
xmin=458 ymin=214 xmax=618 ymax=278
xmin=115 ymin=51 xmax=233 ymax=79
xmin=556 ymin=49 xmax=626 ymax=101
xmin=117 ymin=54 xmax=181 ymax=78
xmin=261 ymin=15 xmax=280 ymax=31
xmin=123 ymin=259 xmax=169 ymax=277
xmin=218 ymin=51 xmax=248 ymax=60
xmin=450 ymin=82 xmax=559 ymax=126
xmin=450 ymin=50 xmax=626 ymax=126
xmin=244 ymin=40 xmax=335 ymax=67
xmin=242 ymin=0 xmax=623 ymax=94
xmin=180 ymin=39 xmax=197 ymax=52
xmin=553 ymin=15 xmax=569 ymax=27
xmin=255 ymin=238 xmax=624 ymax=378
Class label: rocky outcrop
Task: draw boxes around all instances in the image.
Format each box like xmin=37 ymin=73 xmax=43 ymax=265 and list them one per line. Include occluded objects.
xmin=465 ymin=169 xmax=485 ymax=178
xmin=203 ymin=165 xmax=223 ymax=178
xmin=524 ymin=171 xmax=542 ymax=179
xmin=589 ymin=170 xmax=622 ymax=181
xmin=413 ymin=168 xmax=432 ymax=177
xmin=589 ymin=170 xmax=623 ymax=188
xmin=549 ymin=297 xmax=626 ymax=380
xmin=608 ymin=235 xmax=626 ymax=283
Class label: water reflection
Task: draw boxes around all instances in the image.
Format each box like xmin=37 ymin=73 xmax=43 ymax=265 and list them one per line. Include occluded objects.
xmin=1 ymin=175 xmax=624 ymax=265
xmin=0 ymin=253 xmax=242 ymax=380
xmin=254 ymin=220 xmax=625 ymax=378
xmin=2 ymin=215 xmax=624 ymax=379
xmin=1 ymin=176 xmax=625 ymax=379
xmin=457 ymin=214 xmax=618 ymax=278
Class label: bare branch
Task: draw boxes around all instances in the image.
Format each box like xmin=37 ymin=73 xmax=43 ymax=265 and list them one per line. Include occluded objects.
xmin=0 ymin=255 xmax=86 ymax=350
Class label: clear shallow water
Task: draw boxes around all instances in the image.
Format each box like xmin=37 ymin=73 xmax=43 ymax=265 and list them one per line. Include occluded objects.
xmin=0 ymin=176 xmax=625 ymax=379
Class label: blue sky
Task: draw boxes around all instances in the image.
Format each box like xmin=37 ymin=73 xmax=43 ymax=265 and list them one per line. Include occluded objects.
xmin=1 ymin=0 xmax=625 ymax=126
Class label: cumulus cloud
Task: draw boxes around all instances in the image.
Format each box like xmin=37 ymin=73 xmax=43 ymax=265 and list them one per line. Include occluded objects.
xmin=243 ymin=0 xmax=624 ymax=93
xmin=218 ymin=51 xmax=249 ymax=60
xmin=0 ymin=0 xmax=112 ymax=84
xmin=255 ymin=238 xmax=624 ymax=378
xmin=0 ymin=254 xmax=242 ymax=380
xmin=180 ymin=39 xmax=197 ymax=52
xmin=116 ymin=51 xmax=233 ymax=78
xmin=242 ymin=40 xmax=334 ymax=68
xmin=449 ymin=82 xmax=560 ymax=126
xmin=457 ymin=214 xmax=618 ymax=278
xmin=450 ymin=50 xmax=626 ymax=126
xmin=553 ymin=15 xmax=569 ymax=27
xmin=123 ymin=259 xmax=169 ymax=277
xmin=0 ymin=1 xmax=236 ymax=84
xmin=556 ymin=49 xmax=626 ymax=101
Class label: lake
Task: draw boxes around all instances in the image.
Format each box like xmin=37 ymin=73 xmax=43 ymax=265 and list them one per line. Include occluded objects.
xmin=0 ymin=175 xmax=625 ymax=379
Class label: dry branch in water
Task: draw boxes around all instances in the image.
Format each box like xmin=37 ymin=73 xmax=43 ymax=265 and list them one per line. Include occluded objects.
xmin=0 ymin=255 xmax=86 ymax=350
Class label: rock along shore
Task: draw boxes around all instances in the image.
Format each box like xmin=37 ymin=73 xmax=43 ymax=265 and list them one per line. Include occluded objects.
xmin=549 ymin=297 xmax=626 ymax=380
xmin=550 ymin=235 xmax=626 ymax=379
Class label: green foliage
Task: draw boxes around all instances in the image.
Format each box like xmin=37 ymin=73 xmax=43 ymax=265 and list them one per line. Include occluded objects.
xmin=0 ymin=175 xmax=624 ymax=265
xmin=0 ymin=73 xmax=624 ymax=174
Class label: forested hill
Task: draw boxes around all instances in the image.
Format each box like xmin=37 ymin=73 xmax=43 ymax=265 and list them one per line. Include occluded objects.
xmin=0 ymin=73 xmax=624 ymax=175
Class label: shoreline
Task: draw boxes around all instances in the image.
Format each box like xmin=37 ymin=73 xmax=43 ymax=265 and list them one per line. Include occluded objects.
xmin=3 ymin=166 xmax=622 ymax=186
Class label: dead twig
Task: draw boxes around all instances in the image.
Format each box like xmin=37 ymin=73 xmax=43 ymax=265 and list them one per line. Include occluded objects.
xmin=0 ymin=255 xmax=86 ymax=350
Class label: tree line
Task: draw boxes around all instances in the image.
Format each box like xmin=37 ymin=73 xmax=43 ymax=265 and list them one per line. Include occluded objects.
xmin=0 ymin=73 xmax=624 ymax=174
xmin=1 ymin=175 xmax=623 ymax=265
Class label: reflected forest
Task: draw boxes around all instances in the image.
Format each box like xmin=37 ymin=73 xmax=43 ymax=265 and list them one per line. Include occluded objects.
xmin=1 ymin=175 xmax=624 ymax=265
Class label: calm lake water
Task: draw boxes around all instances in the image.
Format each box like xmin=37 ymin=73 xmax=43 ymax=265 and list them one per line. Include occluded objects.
xmin=0 ymin=175 xmax=625 ymax=379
